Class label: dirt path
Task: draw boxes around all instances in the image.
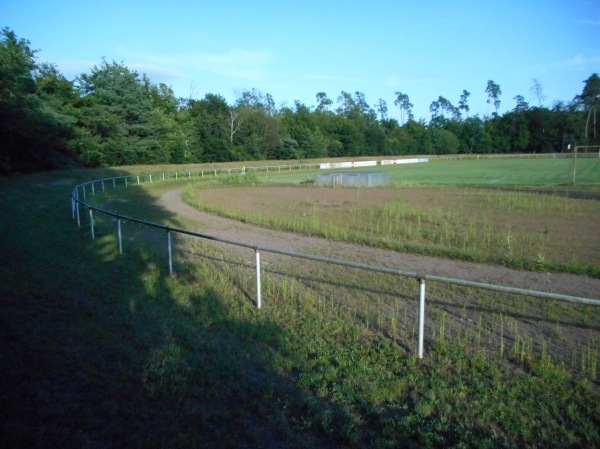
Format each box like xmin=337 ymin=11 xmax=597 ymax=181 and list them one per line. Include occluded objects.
xmin=159 ymin=189 xmax=600 ymax=300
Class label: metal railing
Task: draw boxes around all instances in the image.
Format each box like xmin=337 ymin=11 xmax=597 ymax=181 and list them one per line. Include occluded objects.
xmin=70 ymin=167 xmax=600 ymax=359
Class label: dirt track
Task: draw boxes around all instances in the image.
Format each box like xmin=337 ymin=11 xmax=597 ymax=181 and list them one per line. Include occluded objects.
xmin=159 ymin=189 xmax=600 ymax=300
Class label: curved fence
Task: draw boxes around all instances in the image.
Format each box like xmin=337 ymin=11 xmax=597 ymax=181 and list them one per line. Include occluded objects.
xmin=70 ymin=163 xmax=600 ymax=359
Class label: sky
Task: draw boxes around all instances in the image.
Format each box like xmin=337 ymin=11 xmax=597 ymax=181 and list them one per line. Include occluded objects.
xmin=1 ymin=0 xmax=599 ymax=121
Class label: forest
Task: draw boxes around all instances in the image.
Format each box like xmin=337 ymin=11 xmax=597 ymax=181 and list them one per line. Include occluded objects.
xmin=1 ymin=27 xmax=599 ymax=174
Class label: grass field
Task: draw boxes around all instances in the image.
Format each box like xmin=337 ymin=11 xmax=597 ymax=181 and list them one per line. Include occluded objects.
xmin=1 ymin=156 xmax=600 ymax=448
xmin=265 ymin=156 xmax=600 ymax=186
xmin=183 ymin=157 xmax=600 ymax=276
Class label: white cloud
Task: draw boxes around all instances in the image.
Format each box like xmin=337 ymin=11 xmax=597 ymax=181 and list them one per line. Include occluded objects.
xmin=128 ymin=62 xmax=188 ymax=81
xmin=564 ymin=54 xmax=600 ymax=68
xmin=49 ymin=59 xmax=99 ymax=79
xmin=576 ymin=20 xmax=600 ymax=26
xmin=192 ymin=49 xmax=273 ymax=80
xmin=116 ymin=47 xmax=274 ymax=82
xmin=312 ymin=74 xmax=372 ymax=84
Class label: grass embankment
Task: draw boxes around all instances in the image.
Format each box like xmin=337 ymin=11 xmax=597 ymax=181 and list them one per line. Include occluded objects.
xmin=1 ymin=163 xmax=599 ymax=448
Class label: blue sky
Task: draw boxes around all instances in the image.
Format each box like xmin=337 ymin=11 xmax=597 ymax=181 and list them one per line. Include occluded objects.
xmin=2 ymin=0 xmax=599 ymax=121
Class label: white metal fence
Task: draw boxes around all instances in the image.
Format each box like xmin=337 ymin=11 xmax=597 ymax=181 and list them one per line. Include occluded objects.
xmin=70 ymin=163 xmax=600 ymax=359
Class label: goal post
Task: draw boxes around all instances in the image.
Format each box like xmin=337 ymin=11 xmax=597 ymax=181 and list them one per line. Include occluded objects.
xmin=570 ymin=145 xmax=600 ymax=184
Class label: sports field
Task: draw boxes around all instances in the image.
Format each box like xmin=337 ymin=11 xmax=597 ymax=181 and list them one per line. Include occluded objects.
xmin=266 ymin=156 xmax=600 ymax=186
xmin=3 ymin=155 xmax=599 ymax=448
xmin=184 ymin=156 xmax=600 ymax=275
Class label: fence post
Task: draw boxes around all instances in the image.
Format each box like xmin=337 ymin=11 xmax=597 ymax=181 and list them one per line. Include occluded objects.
xmin=418 ymin=277 xmax=426 ymax=359
xmin=82 ymin=184 xmax=86 ymax=200
xmin=113 ymin=178 xmax=116 ymax=189
xmin=137 ymin=176 xmax=140 ymax=185
xmin=89 ymin=209 xmax=95 ymax=240
xmin=102 ymin=180 xmax=105 ymax=192
xmin=167 ymin=230 xmax=173 ymax=276
xmin=117 ymin=218 xmax=123 ymax=255
xmin=125 ymin=177 xmax=128 ymax=188
xmin=92 ymin=182 xmax=95 ymax=196
xmin=76 ymin=190 xmax=81 ymax=227
xmin=255 ymin=248 xmax=262 ymax=309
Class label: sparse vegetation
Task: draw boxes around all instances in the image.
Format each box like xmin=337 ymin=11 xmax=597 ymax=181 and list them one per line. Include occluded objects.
xmin=2 ymin=158 xmax=600 ymax=448
xmin=182 ymin=158 xmax=600 ymax=276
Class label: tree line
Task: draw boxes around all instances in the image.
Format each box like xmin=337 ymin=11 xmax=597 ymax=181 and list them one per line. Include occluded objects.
xmin=1 ymin=28 xmax=599 ymax=174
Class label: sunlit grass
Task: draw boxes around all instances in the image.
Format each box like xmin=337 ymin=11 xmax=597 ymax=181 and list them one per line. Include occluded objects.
xmin=3 ymin=159 xmax=600 ymax=448
xmin=182 ymin=182 xmax=600 ymax=276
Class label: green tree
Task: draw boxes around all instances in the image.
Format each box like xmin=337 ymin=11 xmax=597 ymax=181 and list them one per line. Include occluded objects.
xmin=576 ymin=73 xmax=600 ymax=143
xmin=485 ymin=80 xmax=502 ymax=116
xmin=524 ymin=107 xmax=559 ymax=153
xmin=498 ymin=110 xmax=530 ymax=152
xmin=375 ymin=98 xmax=388 ymax=121
xmin=458 ymin=90 xmax=471 ymax=119
xmin=460 ymin=116 xmax=491 ymax=153
xmin=74 ymin=59 xmax=162 ymax=165
xmin=394 ymin=91 xmax=413 ymax=125
xmin=188 ymin=93 xmax=232 ymax=162
xmin=0 ymin=28 xmax=75 ymax=172
xmin=513 ymin=95 xmax=529 ymax=113
xmin=429 ymin=96 xmax=458 ymax=122
xmin=149 ymin=83 xmax=187 ymax=163
xmin=430 ymin=128 xmax=459 ymax=154
xmin=404 ymin=119 xmax=432 ymax=154
xmin=315 ymin=92 xmax=333 ymax=112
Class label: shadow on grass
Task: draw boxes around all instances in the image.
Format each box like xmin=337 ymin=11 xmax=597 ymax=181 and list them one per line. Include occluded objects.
xmin=0 ymin=168 xmax=356 ymax=449
xmin=3 ymin=168 xmax=600 ymax=449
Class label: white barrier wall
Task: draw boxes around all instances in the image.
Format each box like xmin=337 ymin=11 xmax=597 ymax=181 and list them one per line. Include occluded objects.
xmin=320 ymin=158 xmax=428 ymax=169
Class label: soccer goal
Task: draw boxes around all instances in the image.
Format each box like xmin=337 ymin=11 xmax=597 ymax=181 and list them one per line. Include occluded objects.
xmin=569 ymin=145 xmax=600 ymax=184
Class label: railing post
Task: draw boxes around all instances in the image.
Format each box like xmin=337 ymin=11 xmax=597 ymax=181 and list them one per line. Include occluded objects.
xmin=89 ymin=209 xmax=95 ymax=240
xmin=167 ymin=230 xmax=173 ymax=276
xmin=101 ymin=180 xmax=105 ymax=192
xmin=92 ymin=182 xmax=95 ymax=196
xmin=113 ymin=178 xmax=116 ymax=189
xmin=255 ymin=248 xmax=262 ymax=309
xmin=83 ymin=184 xmax=86 ymax=200
xmin=125 ymin=177 xmax=128 ymax=188
xmin=76 ymin=191 xmax=81 ymax=227
xmin=117 ymin=218 xmax=123 ymax=255
xmin=137 ymin=176 xmax=140 ymax=185
xmin=418 ymin=277 xmax=426 ymax=359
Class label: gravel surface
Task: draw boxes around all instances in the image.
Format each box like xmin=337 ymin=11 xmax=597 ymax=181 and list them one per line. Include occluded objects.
xmin=160 ymin=189 xmax=600 ymax=300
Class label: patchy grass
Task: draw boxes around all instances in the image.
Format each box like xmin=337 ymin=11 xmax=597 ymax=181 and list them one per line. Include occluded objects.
xmin=183 ymin=183 xmax=600 ymax=276
xmin=2 ymin=161 xmax=600 ymax=448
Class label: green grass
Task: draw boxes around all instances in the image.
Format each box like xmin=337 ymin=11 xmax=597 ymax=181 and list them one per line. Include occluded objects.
xmin=2 ymin=161 xmax=600 ymax=448
xmin=181 ymin=166 xmax=600 ymax=276
xmin=267 ymin=156 xmax=600 ymax=186
xmin=388 ymin=157 xmax=600 ymax=185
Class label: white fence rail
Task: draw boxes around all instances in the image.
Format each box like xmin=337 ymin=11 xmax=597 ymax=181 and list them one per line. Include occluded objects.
xmin=70 ymin=165 xmax=600 ymax=359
